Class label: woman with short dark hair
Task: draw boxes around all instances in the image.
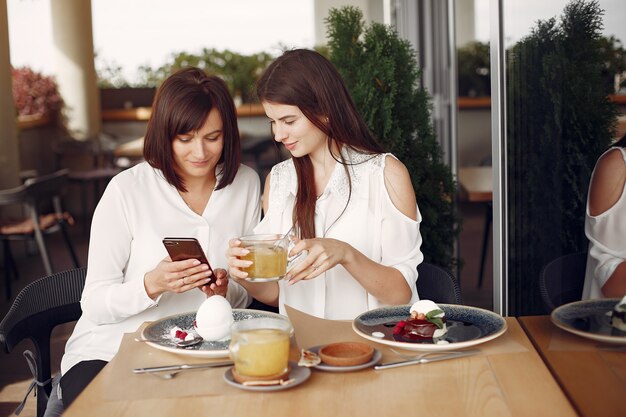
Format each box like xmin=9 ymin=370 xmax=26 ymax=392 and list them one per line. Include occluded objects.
xmin=44 ymin=68 xmax=260 ymax=416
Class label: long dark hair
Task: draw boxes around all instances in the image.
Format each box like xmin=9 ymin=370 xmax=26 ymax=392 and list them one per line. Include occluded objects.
xmin=256 ymin=49 xmax=384 ymax=237
xmin=613 ymin=133 xmax=626 ymax=148
xmin=143 ymin=67 xmax=240 ymax=192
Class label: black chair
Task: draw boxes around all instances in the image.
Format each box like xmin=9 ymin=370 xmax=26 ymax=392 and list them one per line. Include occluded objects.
xmin=539 ymin=251 xmax=587 ymax=312
xmin=0 ymin=170 xmax=80 ymax=299
xmin=417 ymin=262 xmax=463 ymax=304
xmin=0 ymin=267 xmax=86 ymax=417
xmin=53 ymin=135 xmax=123 ymax=234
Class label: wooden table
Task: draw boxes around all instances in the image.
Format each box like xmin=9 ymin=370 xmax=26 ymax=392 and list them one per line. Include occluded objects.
xmin=458 ymin=166 xmax=492 ymax=203
xmin=519 ymin=316 xmax=626 ymax=417
xmin=63 ymin=316 xmax=576 ymax=417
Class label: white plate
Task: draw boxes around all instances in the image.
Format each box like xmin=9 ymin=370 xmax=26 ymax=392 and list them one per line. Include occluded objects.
xmin=551 ymin=299 xmax=626 ymax=344
xmin=307 ymin=345 xmax=382 ymax=372
xmin=223 ymin=362 xmax=310 ymax=392
xmin=141 ymin=309 xmax=289 ymax=358
xmin=352 ymin=304 xmax=507 ymax=352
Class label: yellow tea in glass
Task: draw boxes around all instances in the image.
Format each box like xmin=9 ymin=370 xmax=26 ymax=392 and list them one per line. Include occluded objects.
xmin=229 ymin=317 xmax=293 ymax=379
xmin=239 ymin=234 xmax=288 ymax=281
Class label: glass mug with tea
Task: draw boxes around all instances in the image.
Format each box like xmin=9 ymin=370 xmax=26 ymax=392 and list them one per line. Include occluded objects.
xmin=238 ymin=233 xmax=305 ymax=282
xmin=228 ymin=317 xmax=293 ymax=383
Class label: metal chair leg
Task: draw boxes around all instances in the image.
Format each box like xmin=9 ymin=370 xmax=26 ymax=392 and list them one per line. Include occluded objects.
xmin=29 ymin=208 xmax=53 ymax=276
xmin=477 ymin=202 xmax=492 ymax=288
xmin=59 ymin=221 xmax=80 ymax=268
xmin=3 ymin=241 xmax=12 ymax=299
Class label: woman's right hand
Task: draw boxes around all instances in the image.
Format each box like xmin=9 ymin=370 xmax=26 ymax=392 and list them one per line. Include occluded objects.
xmin=144 ymin=257 xmax=214 ymax=299
xmin=226 ymin=238 xmax=252 ymax=280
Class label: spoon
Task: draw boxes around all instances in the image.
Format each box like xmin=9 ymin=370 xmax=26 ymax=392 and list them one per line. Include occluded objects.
xmin=134 ymin=336 xmax=203 ymax=348
xmin=275 ymin=225 xmax=294 ymax=248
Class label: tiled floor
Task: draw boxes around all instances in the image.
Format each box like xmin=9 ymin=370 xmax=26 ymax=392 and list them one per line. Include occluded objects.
xmin=0 ymin=201 xmax=492 ymax=417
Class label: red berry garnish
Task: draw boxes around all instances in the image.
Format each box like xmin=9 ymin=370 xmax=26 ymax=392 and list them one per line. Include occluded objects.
xmin=175 ymin=330 xmax=188 ymax=340
xmin=392 ymin=320 xmax=407 ymax=335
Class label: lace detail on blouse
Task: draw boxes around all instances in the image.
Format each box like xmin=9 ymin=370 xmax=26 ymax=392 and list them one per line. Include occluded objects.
xmin=267 ymin=147 xmax=388 ymax=214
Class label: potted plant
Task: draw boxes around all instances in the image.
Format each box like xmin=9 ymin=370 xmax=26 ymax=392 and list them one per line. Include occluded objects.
xmin=12 ymin=67 xmax=63 ymax=120
xmin=325 ymin=6 xmax=460 ymax=270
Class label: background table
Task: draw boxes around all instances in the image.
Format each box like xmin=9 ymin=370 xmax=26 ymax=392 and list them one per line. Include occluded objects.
xmin=519 ymin=316 xmax=626 ymax=417
xmin=458 ymin=166 xmax=493 ymax=287
xmin=458 ymin=166 xmax=492 ymax=203
xmin=63 ymin=316 xmax=576 ymax=417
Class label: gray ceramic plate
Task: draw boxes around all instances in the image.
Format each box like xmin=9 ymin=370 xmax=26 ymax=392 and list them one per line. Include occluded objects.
xmin=352 ymin=304 xmax=507 ymax=352
xmin=307 ymin=345 xmax=382 ymax=372
xmin=141 ymin=309 xmax=289 ymax=358
xmin=223 ymin=362 xmax=310 ymax=392
xmin=551 ymin=299 xmax=626 ymax=344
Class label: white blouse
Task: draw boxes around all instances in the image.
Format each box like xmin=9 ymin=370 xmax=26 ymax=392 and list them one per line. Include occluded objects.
xmin=61 ymin=162 xmax=261 ymax=374
xmin=256 ymin=148 xmax=422 ymax=320
xmin=582 ymin=147 xmax=626 ymax=299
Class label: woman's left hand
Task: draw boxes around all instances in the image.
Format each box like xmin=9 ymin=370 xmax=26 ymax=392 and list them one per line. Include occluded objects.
xmin=285 ymin=237 xmax=350 ymax=284
xmin=200 ymin=268 xmax=229 ymax=297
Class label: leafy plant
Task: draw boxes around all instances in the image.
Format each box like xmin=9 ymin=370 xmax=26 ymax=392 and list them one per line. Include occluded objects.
xmin=325 ymin=6 xmax=460 ymax=269
xmin=507 ymin=0 xmax=618 ymax=314
xmin=457 ymin=41 xmax=491 ymax=97
xmin=135 ymin=49 xmax=274 ymax=103
xmin=598 ymin=35 xmax=626 ymax=93
xmin=11 ymin=67 xmax=63 ymax=116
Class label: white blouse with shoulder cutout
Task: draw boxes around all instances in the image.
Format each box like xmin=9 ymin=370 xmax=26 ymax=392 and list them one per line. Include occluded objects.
xmin=255 ymin=147 xmax=422 ymax=320
xmin=582 ymin=147 xmax=626 ymax=299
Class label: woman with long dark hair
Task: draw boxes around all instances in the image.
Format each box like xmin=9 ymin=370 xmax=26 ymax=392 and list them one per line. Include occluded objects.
xmin=44 ymin=68 xmax=260 ymax=416
xmin=582 ymin=133 xmax=626 ymax=298
xmin=227 ymin=49 xmax=423 ymax=319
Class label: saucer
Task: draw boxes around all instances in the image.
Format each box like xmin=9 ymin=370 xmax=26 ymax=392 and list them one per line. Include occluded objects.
xmin=308 ymin=345 xmax=382 ymax=372
xmin=223 ymin=362 xmax=310 ymax=392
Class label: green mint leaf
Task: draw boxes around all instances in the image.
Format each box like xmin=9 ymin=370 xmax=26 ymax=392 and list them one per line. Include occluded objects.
xmin=426 ymin=309 xmax=445 ymax=329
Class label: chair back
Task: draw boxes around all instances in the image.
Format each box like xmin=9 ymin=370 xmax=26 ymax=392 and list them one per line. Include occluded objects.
xmin=416 ymin=262 xmax=463 ymax=304
xmin=23 ymin=169 xmax=69 ymax=210
xmin=0 ymin=267 xmax=86 ymax=417
xmin=539 ymin=251 xmax=587 ymax=312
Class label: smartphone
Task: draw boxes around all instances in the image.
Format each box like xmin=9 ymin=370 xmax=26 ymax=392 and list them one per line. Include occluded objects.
xmin=162 ymin=237 xmax=216 ymax=285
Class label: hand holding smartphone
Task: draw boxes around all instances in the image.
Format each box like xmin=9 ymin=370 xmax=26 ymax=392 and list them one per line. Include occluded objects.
xmin=162 ymin=237 xmax=216 ymax=285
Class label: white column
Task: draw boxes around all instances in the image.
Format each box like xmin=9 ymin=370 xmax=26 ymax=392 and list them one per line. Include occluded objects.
xmin=50 ymin=0 xmax=101 ymax=139
xmin=455 ymin=0 xmax=476 ymax=47
xmin=0 ymin=0 xmax=20 ymax=189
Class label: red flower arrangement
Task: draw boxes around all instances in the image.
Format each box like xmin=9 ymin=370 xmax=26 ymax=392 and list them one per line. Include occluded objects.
xmin=11 ymin=67 xmax=63 ymax=116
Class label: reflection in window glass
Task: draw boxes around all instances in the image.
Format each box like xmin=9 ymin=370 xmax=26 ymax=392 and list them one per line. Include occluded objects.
xmin=503 ymin=0 xmax=625 ymax=314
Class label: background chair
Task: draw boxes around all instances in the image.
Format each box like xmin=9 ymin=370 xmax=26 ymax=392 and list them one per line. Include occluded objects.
xmin=539 ymin=251 xmax=587 ymax=312
xmin=0 ymin=170 xmax=80 ymax=299
xmin=417 ymin=262 xmax=463 ymax=304
xmin=0 ymin=267 xmax=86 ymax=417
xmin=53 ymin=135 xmax=124 ymax=234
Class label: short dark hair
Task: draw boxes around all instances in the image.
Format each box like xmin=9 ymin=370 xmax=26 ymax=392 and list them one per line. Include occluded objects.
xmin=143 ymin=67 xmax=240 ymax=192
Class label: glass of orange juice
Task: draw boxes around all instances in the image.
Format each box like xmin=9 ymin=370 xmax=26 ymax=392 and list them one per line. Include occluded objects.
xmin=228 ymin=317 xmax=293 ymax=380
xmin=239 ymin=234 xmax=304 ymax=281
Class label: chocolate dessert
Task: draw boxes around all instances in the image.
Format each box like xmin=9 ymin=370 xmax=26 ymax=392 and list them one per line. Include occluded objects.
xmin=392 ymin=300 xmax=448 ymax=343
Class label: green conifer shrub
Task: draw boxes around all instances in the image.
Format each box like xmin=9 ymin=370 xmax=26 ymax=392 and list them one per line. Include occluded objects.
xmin=325 ymin=6 xmax=460 ymax=269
